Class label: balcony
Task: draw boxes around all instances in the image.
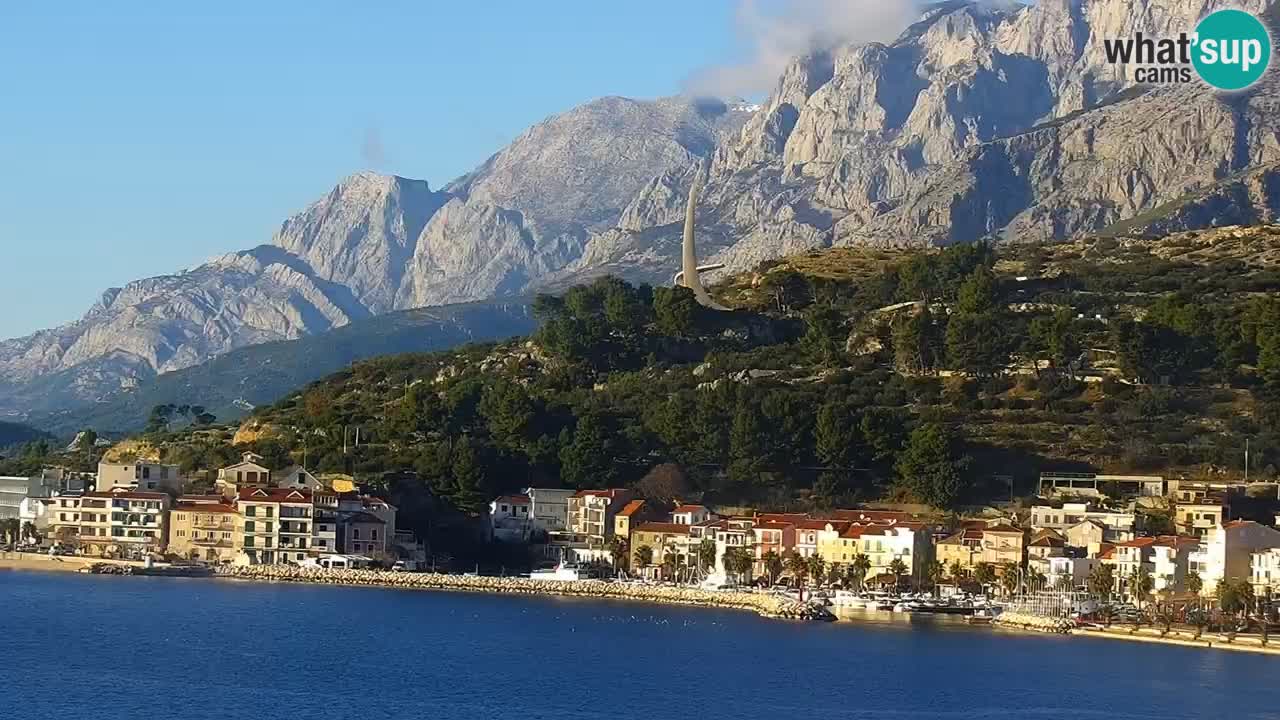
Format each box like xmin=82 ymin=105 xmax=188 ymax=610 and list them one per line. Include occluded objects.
xmin=194 ymin=519 xmax=235 ymax=531
xmin=191 ymin=537 xmax=233 ymax=547
xmin=278 ymin=523 xmax=311 ymax=535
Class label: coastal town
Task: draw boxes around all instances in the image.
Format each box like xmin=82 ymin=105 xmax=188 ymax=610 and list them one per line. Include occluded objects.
xmin=5 ymin=452 xmax=1280 ymax=641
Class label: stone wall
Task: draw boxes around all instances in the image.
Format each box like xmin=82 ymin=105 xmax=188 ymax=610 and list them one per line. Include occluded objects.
xmin=211 ymin=565 xmax=828 ymax=620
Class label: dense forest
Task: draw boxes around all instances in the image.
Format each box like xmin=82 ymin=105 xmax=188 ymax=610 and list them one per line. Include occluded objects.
xmin=11 ymin=226 xmax=1280 ymax=522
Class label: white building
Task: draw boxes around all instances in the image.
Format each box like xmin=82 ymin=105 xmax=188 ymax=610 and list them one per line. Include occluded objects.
xmin=97 ymin=461 xmax=185 ymax=493
xmin=490 ymin=494 xmax=532 ymax=542
xmin=1250 ymin=548 xmax=1280 ymax=593
xmin=1043 ymin=556 xmax=1099 ymax=590
xmin=524 ymin=488 xmax=575 ymax=534
xmin=1031 ymin=503 xmax=1135 ymax=542
xmin=1190 ymin=521 xmax=1280 ymax=596
xmin=671 ymin=504 xmax=713 ymax=525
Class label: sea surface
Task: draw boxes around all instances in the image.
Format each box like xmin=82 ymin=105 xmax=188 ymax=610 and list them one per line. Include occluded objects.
xmin=1 ymin=571 xmax=1276 ymax=720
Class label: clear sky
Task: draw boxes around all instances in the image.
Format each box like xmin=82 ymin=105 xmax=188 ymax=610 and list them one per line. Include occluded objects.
xmin=0 ymin=0 xmax=753 ymax=339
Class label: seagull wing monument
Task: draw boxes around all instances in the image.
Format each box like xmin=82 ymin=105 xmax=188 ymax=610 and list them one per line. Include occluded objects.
xmin=678 ymin=170 xmax=729 ymax=311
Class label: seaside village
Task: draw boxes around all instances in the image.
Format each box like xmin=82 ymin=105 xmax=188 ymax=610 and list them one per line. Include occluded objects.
xmin=8 ymin=454 xmax=1280 ymax=616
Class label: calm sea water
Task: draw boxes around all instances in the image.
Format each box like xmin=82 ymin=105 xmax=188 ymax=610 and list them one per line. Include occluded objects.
xmin=1 ymin=571 xmax=1276 ymax=720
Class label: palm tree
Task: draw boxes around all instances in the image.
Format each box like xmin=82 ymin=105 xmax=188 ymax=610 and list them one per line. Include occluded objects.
xmin=998 ymin=564 xmax=1020 ymax=598
xmin=1128 ymin=566 xmax=1154 ymax=611
xmin=21 ymin=521 xmax=38 ymax=544
xmin=1088 ymin=563 xmax=1115 ymax=599
xmin=1186 ymin=570 xmax=1203 ymax=596
xmin=785 ymin=551 xmax=808 ymax=587
xmin=806 ymin=554 xmax=826 ymax=586
xmin=848 ymin=553 xmax=871 ymax=591
xmin=926 ymin=560 xmax=945 ymax=597
xmin=662 ymin=549 xmax=679 ymax=581
xmin=887 ymin=557 xmax=908 ymax=593
xmin=974 ymin=562 xmax=997 ymax=594
xmin=607 ymin=536 xmax=629 ymax=576
xmin=762 ymin=551 xmax=783 ymax=586
xmin=948 ymin=559 xmax=966 ymax=586
xmin=0 ymin=518 xmax=19 ymax=545
xmin=697 ymin=539 xmax=717 ymax=578
xmin=635 ymin=544 xmax=653 ymax=571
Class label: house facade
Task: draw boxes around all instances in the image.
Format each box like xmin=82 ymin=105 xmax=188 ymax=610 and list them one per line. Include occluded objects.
xmin=236 ymin=487 xmax=312 ymax=565
xmin=46 ymin=488 xmax=170 ymax=559
xmin=97 ymin=461 xmax=184 ymax=494
xmin=169 ymin=499 xmax=240 ymax=564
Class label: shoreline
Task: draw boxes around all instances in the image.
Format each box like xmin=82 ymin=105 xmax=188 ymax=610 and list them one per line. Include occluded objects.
xmin=0 ymin=555 xmax=816 ymax=620
xmin=7 ymin=556 xmax=1280 ymax=654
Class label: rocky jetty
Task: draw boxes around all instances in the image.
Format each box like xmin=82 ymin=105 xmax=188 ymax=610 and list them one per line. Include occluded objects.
xmin=211 ymin=565 xmax=834 ymax=620
xmin=993 ymin=611 xmax=1075 ymax=634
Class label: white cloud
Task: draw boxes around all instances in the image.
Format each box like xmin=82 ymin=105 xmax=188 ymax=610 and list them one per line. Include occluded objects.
xmin=684 ymin=0 xmax=922 ymax=98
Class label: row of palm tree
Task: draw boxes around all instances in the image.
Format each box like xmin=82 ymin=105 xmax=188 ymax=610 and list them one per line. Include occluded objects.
xmin=0 ymin=519 xmax=39 ymax=545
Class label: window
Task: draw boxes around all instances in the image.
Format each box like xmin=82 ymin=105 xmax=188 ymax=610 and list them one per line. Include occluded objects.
xmin=245 ymin=521 xmax=255 ymax=533
xmin=264 ymin=507 xmax=273 ymax=518
xmin=245 ymin=506 xmax=256 ymax=517
xmin=177 ymin=530 xmax=186 ymax=537
xmin=371 ymin=529 xmax=378 ymax=541
xmin=353 ymin=528 xmax=361 ymax=540
xmin=222 ymin=532 xmax=231 ymax=539
xmin=245 ymin=537 xmax=255 ymax=547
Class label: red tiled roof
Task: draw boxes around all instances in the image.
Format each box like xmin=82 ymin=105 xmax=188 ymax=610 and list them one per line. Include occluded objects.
xmin=494 ymin=494 xmax=531 ymax=505
xmin=753 ymin=521 xmax=794 ymax=531
xmin=1098 ymin=547 xmax=1116 ymax=560
xmin=237 ymin=487 xmax=312 ymax=504
xmin=673 ymin=504 xmax=707 ymax=514
xmin=1116 ymin=537 xmax=1158 ymax=548
xmin=174 ymin=502 xmax=238 ymax=514
xmin=633 ymin=522 xmax=691 ymax=536
xmin=1029 ymin=536 xmax=1065 ymax=547
xmin=795 ymin=518 xmax=850 ymax=531
xmin=617 ymin=499 xmax=646 ymax=517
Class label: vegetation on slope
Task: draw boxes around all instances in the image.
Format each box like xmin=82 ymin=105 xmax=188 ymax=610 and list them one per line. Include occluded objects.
xmin=87 ymin=224 xmax=1280 ymax=522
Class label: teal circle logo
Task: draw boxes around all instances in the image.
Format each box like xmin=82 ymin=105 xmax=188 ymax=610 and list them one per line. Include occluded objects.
xmin=1192 ymin=9 xmax=1271 ymax=90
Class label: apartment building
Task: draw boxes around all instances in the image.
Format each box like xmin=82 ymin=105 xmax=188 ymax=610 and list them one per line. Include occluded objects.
xmin=629 ymin=522 xmax=693 ymax=576
xmin=935 ymin=523 xmax=1026 ymax=570
xmin=169 ymin=499 xmax=240 ymax=564
xmin=525 ymin=488 xmax=575 ymax=534
xmin=237 ymin=487 xmax=312 ymax=565
xmin=1031 ymin=503 xmax=1135 ymax=542
xmin=1190 ymin=521 xmax=1280 ymax=595
xmin=46 ymin=487 xmax=170 ymax=559
xmin=565 ymin=489 xmax=636 ymax=548
xmin=97 ymin=461 xmax=184 ymax=494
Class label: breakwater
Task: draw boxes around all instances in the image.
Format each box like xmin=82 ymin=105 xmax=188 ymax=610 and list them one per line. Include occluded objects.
xmin=210 ymin=565 xmax=832 ymax=620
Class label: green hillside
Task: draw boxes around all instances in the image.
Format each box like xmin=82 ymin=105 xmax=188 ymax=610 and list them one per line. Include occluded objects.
xmin=104 ymin=225 xmax=1280 ymax=517
xmin=33 ymin=300 xmax=535 ymax=436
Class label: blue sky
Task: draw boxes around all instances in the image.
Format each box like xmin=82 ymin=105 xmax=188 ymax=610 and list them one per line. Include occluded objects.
xmin=0 ymin=0 xmax=753 ymax=339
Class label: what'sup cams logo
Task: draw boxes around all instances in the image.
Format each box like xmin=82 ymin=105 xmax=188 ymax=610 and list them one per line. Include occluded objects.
xmin=1103 ymin=8 xmax=1272 ymax=90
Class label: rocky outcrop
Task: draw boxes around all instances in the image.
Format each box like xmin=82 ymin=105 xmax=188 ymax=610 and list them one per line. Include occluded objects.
xmin=569 ymin=0 xmax=1279 ymax=282
xmin=210 ymin=564 xmax=832 ymax=620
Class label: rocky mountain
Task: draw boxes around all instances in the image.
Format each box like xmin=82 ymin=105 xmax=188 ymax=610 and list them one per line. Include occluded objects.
xmin=7 ymin=0 xmax=1280 ymax=424
xmin=566 ymin=0 xmax=1280 ymax=283
xmin=0 ymin=98 xmax=751 ymax=420
xmin=30 ymin=300 xmax=536 ymax=436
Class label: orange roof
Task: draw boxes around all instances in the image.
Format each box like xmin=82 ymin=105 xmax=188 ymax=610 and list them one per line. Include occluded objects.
xmin=633 ymin=522 xmax=691 ymax=536
xmin=1098 ymin=547 xmax=1116 ymax=560
xmin=673 ymin=504 xmax=707 ymax=514
xmin=1029 ymin=536 xmax=1065 ymax=547
xmin=494 ymin=494 xmax=530 ymax=505
xmin=1224 ymin=520 xmax=1258 ymax=529
xmin=617 ymin=499 xmax=646 ymax=517
xmin=841 ymin=525 xmax=888 ymax=539
xmin=1116 ymin=537 xmax=1158 ymax=548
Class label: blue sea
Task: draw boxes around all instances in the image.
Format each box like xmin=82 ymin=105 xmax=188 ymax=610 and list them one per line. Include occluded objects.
xmin=1 ymin=570 xmax=1276 ymax=719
